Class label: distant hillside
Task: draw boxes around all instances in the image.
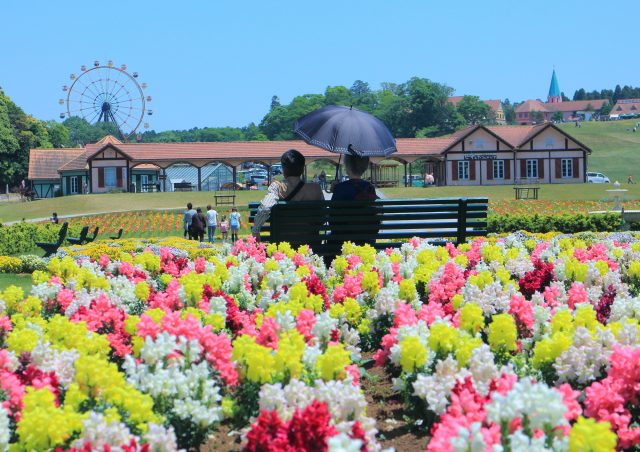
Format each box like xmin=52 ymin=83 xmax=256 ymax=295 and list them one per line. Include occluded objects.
xmin=558 ymin=119 xmax=640 ymax=183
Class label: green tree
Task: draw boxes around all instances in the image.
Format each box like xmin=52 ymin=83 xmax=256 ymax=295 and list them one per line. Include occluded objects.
xmin=551 ymin=111 xmax=564 ymax=122
xmin=0 ymin=90 xmax=21 ymax=187
xmin=324 ymin=85 xmax=353 ymax=107
xmin=44 ymin=120 xmax=70 ymax=147
xmin=531 ymin=111 xmax=545 ymax=124
xmin=259 ymin=94 xmax=324 ymax=140
xmin=456 ymin=96 xmax=494 ymax=125
xmin=503 ymin=99 xmax=516 ymax=124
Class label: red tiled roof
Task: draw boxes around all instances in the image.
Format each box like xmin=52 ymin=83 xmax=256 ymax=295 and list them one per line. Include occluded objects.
xmin=610 ymin=99 xmax=640 ymax=115
xmin=515 ymin=99 xmax=549 ymax=113
xmin=95 ymin=135 xmax=123 ymax=145
xmin=486 ymin=124 xmax=541 ymax=147
xmin=59 ymin=151 xmax=90 ymax=172
xmin=28 ymin=148 xmax=85 ymax=179
xmin=516 ymin=99 xmax=608 ymax=113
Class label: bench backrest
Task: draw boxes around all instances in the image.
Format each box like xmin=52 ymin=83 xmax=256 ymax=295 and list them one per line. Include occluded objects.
xmin=77 ymin=226 xmax=89 ymax=240
xmin=249 ymin=197 xmax=488 ymax=255
xmin=90 ymin=227 xmax=99 ymax=240
xmin=56 ymin=222 xmax=69 ymax=245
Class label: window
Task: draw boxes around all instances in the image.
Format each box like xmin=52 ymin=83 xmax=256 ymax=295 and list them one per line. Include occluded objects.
xmin=545 ymin=137 xmax=554 ymax=149
xmin=141 ymin=174 xmax=149 ymax=192
xmin=104 ymin=168 xmax=117 ymax=187
xmin=493 ymin=160 xmax=504 ymax=179
xmin=475 ymin=138 xmax=485 ymax=149
xmin=458 ymin=161 xmax=469 ymax=180
xmin=561 ymin=158 xmax=573 ymax=178
xmin=70 ymin=176 xmax=78 ymax=194
xmin=526 ymin=159 xmax=538 ymax=178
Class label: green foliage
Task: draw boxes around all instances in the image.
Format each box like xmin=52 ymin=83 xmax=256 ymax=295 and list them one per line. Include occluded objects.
xmin=487 ymin=213 xmax=622 ymax=234
xmin=0 ymin=222 xmax=83 ymax=255
xmin=0 ymin=256 xmax=22 ymax=273
xmin=16 ymin=254 xmax=47 ymax=273
xmin=551 ymin=111 xmax=564 ymax=122
xmin=260 ymin=94 xmax=325 ymax=140
xmin=456 ymin=95 xmax=495 ymax=125
xmin=63 ymin=116 xmax=120 ymax=146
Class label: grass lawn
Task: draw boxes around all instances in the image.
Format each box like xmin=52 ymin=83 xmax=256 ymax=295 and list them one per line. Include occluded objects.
xmin=0 ymin=190 xmax=266 ymax=223
xmin=558 ymin=119 xmax=640 ymax=183
xmin=0 ymin=273 xmax=32 ymax=294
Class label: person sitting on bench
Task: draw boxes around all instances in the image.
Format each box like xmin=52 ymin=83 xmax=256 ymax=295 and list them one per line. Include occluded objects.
xmin=251 ymin=149 xmax=323 ymax=241
xmin=330 ymin=154 xmax=380 ymax=247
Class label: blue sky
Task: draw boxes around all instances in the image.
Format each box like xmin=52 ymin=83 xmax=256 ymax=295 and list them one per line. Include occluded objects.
xmin=3 ymin=0 xmax=639 ymax=131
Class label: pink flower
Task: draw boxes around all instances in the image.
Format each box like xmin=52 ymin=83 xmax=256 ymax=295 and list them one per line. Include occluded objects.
xmin=344 ymin=364 xmax=360 ymax=385
xmin=394 ymin=302 xmax=418 ymax=327
xmin=567 ymin=282 xmax=588 ymax=309
xmin=296 ymin=309 xmax=316 ymax=343
xmin=555 ymin=383 xmax=582 ymax=421
xmin=417 ymin=301 xmax=446 ymax=326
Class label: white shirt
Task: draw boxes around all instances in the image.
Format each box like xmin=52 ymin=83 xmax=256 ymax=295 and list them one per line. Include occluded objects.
xmin=205 ymin=209 xmax=218 ymax=227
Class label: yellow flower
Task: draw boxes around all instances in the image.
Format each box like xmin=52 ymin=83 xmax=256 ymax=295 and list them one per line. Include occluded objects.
xmin=487 ymin=313 xmax=517 ymax=352
xmin=361 ymin=271 xmax=380 ymax=296
xmin=568 ymin=416 xmax=616 ymax=452
xmin=274 ymin=330 xmax=305 ymax=379
xmin=315 ymin=343 xmax=351 ymax=380
xmin=551 ymin=309 xmax=575 ymax=335
xmin=232 ymin=335 xmax=274 ymax=383
xmin=398 ymin=279 xmax=417 ymax=301
xmin=399 ymin=336 xmax=427 ymax=373
xmin=343 ymin=297 xmax=362 ymax=324
xmin=459 ymin=302 xmax=484 ymax=334
xmin=428 ymin=323 xmax=460 ymax=356
xmin=16 ymin=387 xmax=84 ymax=450
xmin=574 ymin=304 xmax=598 ymax=333
xmin=134 ymin=281 xmax=150 ymax=301
xmin=531 ymin=333 xmax=572 ymax=369
xmin=455 ymin=334 xmax=482 ymax=367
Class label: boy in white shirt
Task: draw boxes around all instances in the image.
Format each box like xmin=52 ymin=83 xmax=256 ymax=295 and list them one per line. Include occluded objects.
xmin=205 ymin=205 xmax=219 ymax=243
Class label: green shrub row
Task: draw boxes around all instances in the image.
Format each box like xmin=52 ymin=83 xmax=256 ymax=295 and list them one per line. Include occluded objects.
xmin=0 ymin=222 xmax=83 ymax=255
xmin=0 ymin=254 xmax=47 ymax=273
xmin=487 ymin=212 xmax=622 ymax=234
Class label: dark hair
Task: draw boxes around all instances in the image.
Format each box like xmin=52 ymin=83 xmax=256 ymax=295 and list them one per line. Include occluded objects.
xmin=344 ymin=154 xmax=370 ymax=177
xmin=232 ymin=207 xmax=237 ymax=212
xmin=206 ymin=205 xmax=212 ymax=210
xmin=187 ymin=203 xmax=192 ymax=209
xmin=281 ymin=149 xmax=305 ymax=177
xmin=196 ymin=207 xmax=202 ymax=213
xmin=52 ymin=212 xmax=57 ymax=216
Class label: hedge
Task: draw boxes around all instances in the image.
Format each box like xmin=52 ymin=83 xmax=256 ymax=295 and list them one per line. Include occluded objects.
xmin=0 ymin=222 xmax=84 ymax=255
xmin=487 ymin=212 xmax=622 ymax=234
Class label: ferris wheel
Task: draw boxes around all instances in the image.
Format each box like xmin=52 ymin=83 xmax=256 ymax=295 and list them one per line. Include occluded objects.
xmin=60 ymin=60 xmax=152 ymax=140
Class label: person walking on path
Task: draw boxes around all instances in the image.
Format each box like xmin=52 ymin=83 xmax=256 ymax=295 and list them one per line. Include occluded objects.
xmin=190 ymin=207 xmax=206 ymax=242
xmin=251 ymin=149 xmax=323 ymax=241
xmin=183 ymin=203 xmax=197 ymax=239
xmin=229 ymin=208 xmax=242 ymax=242
xmin=628 ymin=175 xmax=635 ymax=184
xmin=50 ymin=212 xmax=59 ymax=224
xmin=205 ymin=205 xmax=219 ymax=243
xmin=220 ymin=215 xmax=229 ymax=241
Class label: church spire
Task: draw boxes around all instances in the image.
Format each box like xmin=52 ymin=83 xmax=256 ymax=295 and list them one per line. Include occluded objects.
xmin=548 ymin=69 xmax=561 ymax=103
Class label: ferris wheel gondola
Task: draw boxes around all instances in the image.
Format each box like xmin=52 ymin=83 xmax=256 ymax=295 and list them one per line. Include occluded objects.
xmin=59 ymin=61 xmax=151 ymax=141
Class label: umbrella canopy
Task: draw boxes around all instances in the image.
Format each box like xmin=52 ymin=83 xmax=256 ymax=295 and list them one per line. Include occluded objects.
xmin=294 ymin=105 xmax=397 ymax=157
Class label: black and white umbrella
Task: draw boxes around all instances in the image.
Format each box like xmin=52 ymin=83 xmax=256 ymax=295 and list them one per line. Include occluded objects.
xmin=294 ymin=105 xmax=397 ymax=157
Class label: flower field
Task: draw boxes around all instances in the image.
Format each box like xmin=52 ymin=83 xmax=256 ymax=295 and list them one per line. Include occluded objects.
xmin=1 ymin=233 xmax=640 ymax=450
xmin=54 ymin=199 xmax=638 ymax=240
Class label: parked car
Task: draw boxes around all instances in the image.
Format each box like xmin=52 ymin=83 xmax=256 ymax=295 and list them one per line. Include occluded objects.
xmin=587 ymin=172 xmax=610 ymax=183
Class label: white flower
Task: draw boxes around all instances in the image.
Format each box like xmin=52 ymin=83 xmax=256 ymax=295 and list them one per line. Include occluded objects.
xmin=71 ymin=412 xmax=135 ymax=450
xmin=328 ymin=432 xmax=363 ymax=452
xmin=413 ymin=356 xmax=468 ymax=415
xmin=0 ymin=407 xmax=9 ymax=451
xmin=449 ymin=422 xmax=486 ymax=452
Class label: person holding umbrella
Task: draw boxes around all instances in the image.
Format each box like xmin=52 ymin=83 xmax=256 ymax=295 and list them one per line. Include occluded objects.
xmin=332 ymin=153 xmax=377 ymax=201
xmin=251 ymin=149 xmax=323 ymax=241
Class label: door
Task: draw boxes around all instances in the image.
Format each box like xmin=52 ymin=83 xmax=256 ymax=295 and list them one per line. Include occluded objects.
xmin=141 ymin=175 xmax=149 ymax=192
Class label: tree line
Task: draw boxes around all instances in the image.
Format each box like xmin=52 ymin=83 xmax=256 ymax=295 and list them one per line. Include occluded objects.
xmin=3 ymin=78 xmax=639 ymax=189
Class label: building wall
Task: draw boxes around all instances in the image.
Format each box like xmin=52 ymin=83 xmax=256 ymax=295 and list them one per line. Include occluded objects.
xmin=90 ymin=159 xmax=128 ymax=194
xmin=61 ymin=171 xmax=89 ymax=195
xmin=32 ymin=179 xmax=59 ymax=199
xmin=445 ymin=128 xmax=586 ymax=185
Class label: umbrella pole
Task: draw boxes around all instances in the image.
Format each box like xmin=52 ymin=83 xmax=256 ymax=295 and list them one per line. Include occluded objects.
xmin=327 ymin=154 xmax=341 ymax=193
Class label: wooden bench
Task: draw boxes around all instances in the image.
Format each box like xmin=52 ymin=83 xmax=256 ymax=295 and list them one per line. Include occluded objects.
xmin=215 ymin=192 xmax=236 ymax=206
xmin=85 ymin=227 xmax=100 ymax=243
xmin=35 ymin=222 xmax=68 ymax=257
xmin=249 ymin=197 xmax=488 ymax=257
xmin=173 ymin=182 xmax=193 ymax=192
xmin=110 ymin=228 xmax=123 ymax=240
xmin=67 ymin=226 xmax=89 ymax=245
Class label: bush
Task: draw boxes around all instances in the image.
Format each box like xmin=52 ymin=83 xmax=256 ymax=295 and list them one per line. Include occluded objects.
xmin=487 ymin=212 xmax=622 ymax=234
xmin=0 ymin=256 xmax=23 ymax=273
xmin=0 ymin=222 xmax=83 ymax=255
xmin=18 ymin=254 xmax=48 ymax=273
